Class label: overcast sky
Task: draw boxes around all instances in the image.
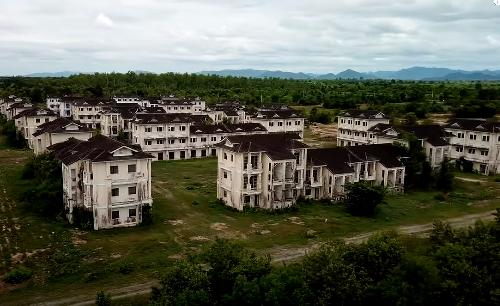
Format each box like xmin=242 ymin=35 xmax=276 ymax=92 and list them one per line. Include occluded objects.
xmin=1 ymin=0 xmax=500 ymax=75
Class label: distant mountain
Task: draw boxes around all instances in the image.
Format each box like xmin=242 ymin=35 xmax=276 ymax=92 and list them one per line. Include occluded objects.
xmin=199 ymin=67 xmax=500 ymax=80
xmin=24 ymin=71 xmax=81 ymax=77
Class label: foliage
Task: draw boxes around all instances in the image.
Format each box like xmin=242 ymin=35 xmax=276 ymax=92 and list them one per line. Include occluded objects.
xmin=435 ymin=159 xmax=454 ymax=192
xmin=343 ymin=181 xmax=385 ymax=216
xmin=20 ymin=153 xmax=64 ymax=218
xmin=0 ymin=118 xmax=27 ymax=148
xmin=141 ymin=204 xmax=153 ymax=225
xmin=96 ymin=291 xmax=112 ymax=306
xmin=4 ymin=266 xmax=33 ymax=284
xmin=72 ymin=206 xmax=94 ymax=230
xmin=308 ymin=107 xmax=332 ymax=124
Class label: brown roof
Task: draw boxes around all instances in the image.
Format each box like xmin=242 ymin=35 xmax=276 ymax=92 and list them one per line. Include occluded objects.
xmin=12 ymin=108 xmax=57 ymax=119
xmin=217 ymin=133 xmax=308 ymax=160
xmin=133 ymin=113 xmax=212 ymax=124
xmin=48 ymin=134 xmax=152 ymax=165
xmin=445 ymin=119 xmax=500 ymax=133
xmin=190 ymin=123 xmax=266 ymax=134
xmin=251 ymin=110 xmax=304 ymax=120
xmin=340 ymin=109 xmax=388 ymax=119
xmin=33 ymin=117 xmax=91 ymax=137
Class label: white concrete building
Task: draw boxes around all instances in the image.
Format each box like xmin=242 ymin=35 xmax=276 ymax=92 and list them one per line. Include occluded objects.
xmin=32 ymin=117 xmax=93 ymax=155
xmin=367 ymin=124 xmax=450 ymax=169
xmin=444 ymin=119 xmax=500 ymax=175
xmin=337 ymin=110 xmax=390 ymax=146
xmin=72 ymin=99 xmax=113 ymax=129
xmin=13 ymin=108 xmax=58 ymax=149
xmin=248 ymin=109 xmax=305 ymax=138
xmin=99 ymin=104 xmax=143 ymax=140
xmin=216 ymin=133 xmax=309 ymax=211
xmin=156 ymin=96 xmax=206 ymax=114
xmin=46 ymin=96 xmax=86 ymax=118
xmin=48 ymin=135 xmax=153 ymax=230
xmin=6 ymin=102 xmax=34 ymax=120
xmin=1 ymin=95 xmax=26 ymax=117
xmin=216 ymin=133 xmax=408 ymax=211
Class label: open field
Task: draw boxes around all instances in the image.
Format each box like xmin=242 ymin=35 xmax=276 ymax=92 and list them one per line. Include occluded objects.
xmin=1 ymin=140 xmax=499 ymax=304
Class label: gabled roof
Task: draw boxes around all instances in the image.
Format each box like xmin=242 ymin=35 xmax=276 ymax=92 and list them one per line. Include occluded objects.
xmin=7 ymin=102 xmax=33 ymax=110
xmin=12 ymin=108 xmax=57 ymax=119
xmin=48 ymin=134 xmax=152 ymax=165
xmin=134 ymin=113 xmax=199 ymax=124
xmin=32 ymin=117 xmax=92 ymax=136
xmin=339 ymin=109 xmax=388 ymax=119
xmin=216 ymin=133 xmax=308 ymax=160
xmin=308 ymin=144 xmax=406 ymax=174
xmin=445 ymin=119 xmax=500 ymax=133
xmin=189 ymin=123 xmax=267 ymax=135
xmin=251 ymin=110 xmax=304 ymax=119
xmin=369 ymin=123 xmax=450 ymax=147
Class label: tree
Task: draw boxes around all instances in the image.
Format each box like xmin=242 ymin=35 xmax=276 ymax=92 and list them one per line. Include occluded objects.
xmin=435 ymin=159 xmax=454 ymax=192
xmin=95 ymin=291 xmax=111 ymax=306
xmin=343 ymin=181 xmax=385 ymax=216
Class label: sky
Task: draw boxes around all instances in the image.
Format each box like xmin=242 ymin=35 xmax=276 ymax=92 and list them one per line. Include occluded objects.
xmin=1 ymin=0 xmax=500 ymax=75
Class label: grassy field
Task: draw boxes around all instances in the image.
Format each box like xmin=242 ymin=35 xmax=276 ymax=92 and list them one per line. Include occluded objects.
xmin=1 ymin=140 xmax=499 ymax=304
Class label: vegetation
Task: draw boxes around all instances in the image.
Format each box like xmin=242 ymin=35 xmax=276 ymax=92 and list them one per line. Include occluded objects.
xmin=0 ymin=116 xmax=27 ymax=148
xmin=3 ymin=266 xmax=33 ymax=284
xmin=150 ymin=217 xmax=500 ymax=305
xmin=95 ymin=291 xmax=112 ymax=306
xmin=435 ymin=159 xmax=454 ymax=192
xmin=343 ymin=182 xmax=385 ymax=216
xmin=20 ymin=152 xmax=64 ymax=218
xmin=1 ymin=74 xmax=498 ymax=118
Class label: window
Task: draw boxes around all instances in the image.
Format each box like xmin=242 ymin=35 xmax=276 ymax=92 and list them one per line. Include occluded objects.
xmin=287 ymin=121 xmax=291 ymax=126
xmin=129 ymin=209 xmax=136 ymax=217
xmin=145 ymin=140 xmax=152 ymax=145
xmin=110 ymin=165 xmax=119 ymax=174
xmin=211 ymin=136 xmax=217 ymax=141
xmin=36 ymin=118 xmax=40 ymax=123
xmin=223 ymin=171 xmax=227 ymax=179
xmin=112 ymin=210 xmax=119 ymax=219
xmin=355 ymin=120 xmax=360 ymax=125
xmin=362 ymin=122 xmax=367 ymax=126
xmin=482 ymin=135 xmax=490 ymax=142
xmin=111 ymin=188 xmax=119 ymax=197
xmin=201 ymin=137 xmax=207 ymax=142
xmin=128 ymin=164 xmax=136 ymax=173
xmin=469 ymin=134 xmax=476 ymax=140
xmin=128 ymin=186 xmax=137 ymax=195
xmin=178 ymin=138 xmax=186 ymax=143
xmin=191 ymin=137 xmax=197 ymax=143
xmin=480 ymin=150 xmax=488 ymax=156
xmin=278 ymin=122 xmax=283 ymax=126
xmin=180 ymin=126 xmax=186 ymax=131
xmin=169 ymin=126 xmax=175 ymax=131
xmin=457 ymin=132 xmax=464 ymax=138
xmin=157 ymin=139 xmax=165 ymax=144
xmin=168 ymin=139 xmax=175 ymax=144
xmin=223 ymin=190 xmax=227 ymax=197
xmin=468 ymin=148 xmax=476 ymax=154
xmin=455 ymin=146 xmax=463 ymax=153
xmin=145 ymin=127 xmax=152 ymax=132
xmin=157 ymin=126 xmax=163 ymax=132
xmin=231 ymin=155 xmax=233 ymax=162
xmin=224 ymin=153 xmax=228 ymax=160
xmin=340 ymin=119 xmax=345 ymax=123
xmin=269 ymin=122 xmax=274 ymax=127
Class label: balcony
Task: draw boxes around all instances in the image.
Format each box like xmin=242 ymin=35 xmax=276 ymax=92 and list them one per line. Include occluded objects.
xmin=244 ymin=163 xmax=262 ymax=173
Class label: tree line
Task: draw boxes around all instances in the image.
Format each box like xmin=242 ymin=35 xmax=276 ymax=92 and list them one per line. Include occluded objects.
xmin=1 ymin=73 xmax=499 ymax=118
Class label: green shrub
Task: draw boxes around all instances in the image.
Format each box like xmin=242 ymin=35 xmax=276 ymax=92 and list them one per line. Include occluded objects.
xmin=118 ymin=262 xmax=134 ymax=274
xmin=4 ymin=266 xmax=33 ymax=284
xmin=95 ymin=291 xmax=111 ymax=306
xmin=141 ymin=204 xmax=153 ymax=225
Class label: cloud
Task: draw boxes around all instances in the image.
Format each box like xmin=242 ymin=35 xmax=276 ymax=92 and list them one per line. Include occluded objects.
xmin=95 ymin=13 xmax=114 ymax=28
xmin=0 ymin=0 xmax=499 ymax=75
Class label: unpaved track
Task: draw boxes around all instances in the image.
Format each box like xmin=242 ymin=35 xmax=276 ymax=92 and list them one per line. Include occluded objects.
xmin=21 ymin=210 xmax=498 ymax=306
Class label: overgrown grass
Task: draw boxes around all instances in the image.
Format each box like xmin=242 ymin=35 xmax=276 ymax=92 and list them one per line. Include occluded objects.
xmin=1 ymin=150 xmax=499 ymax=304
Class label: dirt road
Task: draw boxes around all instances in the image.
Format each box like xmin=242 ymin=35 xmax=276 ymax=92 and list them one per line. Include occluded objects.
xmin=25 ymin=210 xmax=497 ymax=306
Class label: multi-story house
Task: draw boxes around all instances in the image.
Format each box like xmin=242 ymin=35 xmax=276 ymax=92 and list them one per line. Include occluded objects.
xmin=46 ymin=96 xmax=86 ymax=117
xmin=367 ymin=124 xmax=450 ymax=168
xmin=306 ymin=144 xmax=407 ymax=200
xmin=444 ymin=119 xmax=500 ymax=175
xmin=100 ymin=104 xmax=142 ymax=140
xmin=13 ymin=108 xmax=58 ymax=148
xmin=72 ymin=99 xmax=113 ymax=129
xmin=248 ymin=109 xmax=305 ymax=138
xmin=337 ymin=110 xmax=390 ymax=146
xmin=6 ymin=102 xmax=34 ymax=120
xmin=216 ymin=133 xmax=407 ymax=211
xmin=48 ymin=135 xmax=153 ymax=230
xmin=1 ymin=95 xmax=26 ymax=117
xmin=157 ymin=96 xmax=206 ymax=114
xmin=32 ymin=118 xmax=93 ymax=155
xmin=216 ymin=133 xmax=309 ymax=211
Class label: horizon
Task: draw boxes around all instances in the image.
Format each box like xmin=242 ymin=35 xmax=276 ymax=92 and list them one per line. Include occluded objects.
xmin=2 ymin=1 xmax=500 ymax=75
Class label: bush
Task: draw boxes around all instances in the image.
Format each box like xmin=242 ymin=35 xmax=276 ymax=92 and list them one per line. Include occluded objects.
xmin=4 ymin=266 xmax=33 ymax=284
xmin=72 ymin=206 xmax=94 ymax=230
xmin=95 ymin=291 xmax=111 ymax=306
xmin=343 ymin=182 xmax=385 ymax=216
xmin=141 ymin=204 xmax=153 ymax=225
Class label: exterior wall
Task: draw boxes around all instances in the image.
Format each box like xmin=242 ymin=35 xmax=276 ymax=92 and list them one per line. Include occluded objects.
xmin=446 ymin=127 xmax=500 ymax=175
xmin=72 ymin=105 xmax=104 ymax=129
xmin=62 ymin=156 xmax=153 ymax=230
xmin=337 ymin=116 xmax=390 ymax=146
xmin=249 ymin=118 xmax=305 ymax=138
xmin=34 ymin=131 xmax=93 ymax=155
xmin=21 ymin=115 xmax=58 ymax=149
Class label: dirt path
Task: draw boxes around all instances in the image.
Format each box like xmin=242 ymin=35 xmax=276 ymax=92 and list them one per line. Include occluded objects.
xmin=17 ymin=210 xmax=498 ymax=306
xmin=455 ymin=176 xmax=487 ymax=183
